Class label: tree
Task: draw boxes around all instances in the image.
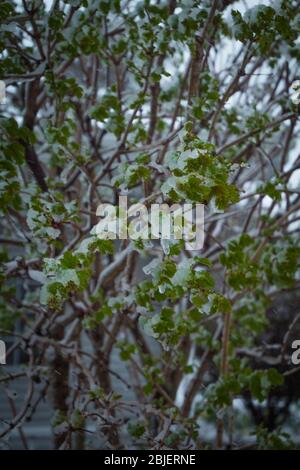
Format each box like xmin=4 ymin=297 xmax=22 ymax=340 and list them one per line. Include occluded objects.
xmin=0 ymin=0 xmax=300 ymax=450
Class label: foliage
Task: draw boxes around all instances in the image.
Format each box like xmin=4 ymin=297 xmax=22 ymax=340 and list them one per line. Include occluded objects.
xmin=0 ymin=0 xmax=300 ymax=450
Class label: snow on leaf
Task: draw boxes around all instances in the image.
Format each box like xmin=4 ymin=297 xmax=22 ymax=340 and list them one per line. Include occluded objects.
xmin=171 ymin=258 xmax=194 ymax=286
xmin=143 ymin=258 xmax=161 ymax=276
xmin=28 ymin=269 xmax=47 ymax=284
xmin=43 ymin=227 xmax=61 ymax=239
